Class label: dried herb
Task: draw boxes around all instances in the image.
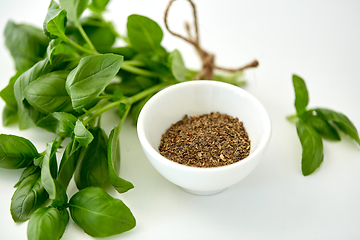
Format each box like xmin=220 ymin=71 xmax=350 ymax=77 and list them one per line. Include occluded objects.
xmin=159 ymin=112 xmax=250 ymax=167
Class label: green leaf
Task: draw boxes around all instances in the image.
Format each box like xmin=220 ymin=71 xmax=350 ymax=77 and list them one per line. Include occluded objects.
xmin=88 ymin=0 xmax=110 ymax=13
xmin=23 ymin=71 xmax=73 ymax=114
xmin=59 ymin=0 xmax=89 ymax=23
xmin=292 ymin=74 xmax=309 ymax=116
xmin=315 ymin=108 xmax=360 ymax=145
xmin=296 ymin=119 xmax=324 ymax=176
xmin=169 ymin=49 xmax=186 ymax=81
xmin=75 ymin=127 xmax=109 ymax=190
xmin=27 ymin=206 xmax=69 ymax=240
xmin=127 ymin=14 xmax=163 ymax=53
xmin=37 ymin=112 xmax=77 ymax=137
xmin=66 ymin=54 xmax=123 ymax=111
xmin=10 ymin=170 xmax=48 ymax=222
xmin=131 ymin=93 xmax=153 ymax=125
xmin=14 ymin=164 xmax=39 ymax=188
xmin=47 ymin=39 xmax=80 ymax=65
xmin=108 ymin=125 xmax=134 ymax=194
xmin=4 ymin=21 xmax=49 ymax=72
xmin=69 ymin=187 xmax=136 ymax=238
xmin=0 ymin=134 xmax=39 ymax=169
xmin=0 ymin=71 xmax=23 ymax=110
xmin=41 ymin=139 xmax=68 ymax=206
xmin=58 ymin=138 xmax=81 ymax=189
xmin=43 ymin=1 xmax=67 ymax=39
xmin=74 ymin=120 xmax=94 ymax=147
xmin=302 ymin=110 xmax=341 ymax=141
xmin=2 ymin=105 xmax=18 ymax=126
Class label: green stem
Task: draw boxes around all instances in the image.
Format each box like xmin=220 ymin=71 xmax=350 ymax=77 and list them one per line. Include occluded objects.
xmin=76 ymin=21 xmax=99 ymax=54
xmin=121 ymin=61 xmax=160 ymax=78
xmin=61 ymin=33 xmax=98 ymax=55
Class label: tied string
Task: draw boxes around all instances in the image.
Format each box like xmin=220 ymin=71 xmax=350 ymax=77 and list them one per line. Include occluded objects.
xmin=164 ymin=0 xmax=259 ymax=80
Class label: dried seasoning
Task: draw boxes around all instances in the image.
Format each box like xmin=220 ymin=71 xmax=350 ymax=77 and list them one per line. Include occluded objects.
xmin=159 ymin=112 xmax=251 ymax=168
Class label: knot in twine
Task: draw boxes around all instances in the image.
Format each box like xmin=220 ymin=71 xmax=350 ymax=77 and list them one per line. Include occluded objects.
xmin=164 ymin=0 xmax=259 ymax=80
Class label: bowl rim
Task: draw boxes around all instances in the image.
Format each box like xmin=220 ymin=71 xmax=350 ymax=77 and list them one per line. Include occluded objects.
xmin=137 ymin=80 xmax=272 ymax=173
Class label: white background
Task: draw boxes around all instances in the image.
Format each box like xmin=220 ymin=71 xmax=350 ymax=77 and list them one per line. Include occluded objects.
xmin=0 ymin=0 xmax=360 ymax=239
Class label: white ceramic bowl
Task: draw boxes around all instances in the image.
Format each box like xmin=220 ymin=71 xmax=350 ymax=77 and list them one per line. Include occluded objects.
xmin=137 ymin=80 xmax=271 ymax=195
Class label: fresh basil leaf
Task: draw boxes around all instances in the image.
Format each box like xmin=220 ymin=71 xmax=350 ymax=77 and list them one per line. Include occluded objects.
xmin=292 ymin=74 xmax=309 ymax=116
xmin=111 ymin=46 xmax=137 ymax=60
xmin=82 ymin=19 xmax=116 ymax=52
xmin=69 ymin=187 xmax=136 ymax=237
xmin=88 ymin=0 xmax=110 ymax=13
xmin=59 ymin=0 xmax=89 ymax=23
xmin=302 ymin=110 xmax=341 ymax=141
xmin=37 ymin=112 xmax=77 ymax=137
xmin=2 ymin=105 xmax=18 ymax=126
xmin=108 ymin=124 xmax=134 ymax=194
xmin=296 ymin=119 xmax=324 ymax=176
xmin=4 ymin=21 xmax=49 ymax=72
xmin=10 ymin=170 xmax=48 ymax=222
xmin=14 ymin=164 xmax=39 ymax=188
xmin=127 ymin=14 xmax=163 ymax=53
xmin=43 ymin=0 xmax=67 ymax=39
xmin=58 ymin=138 xmax=81 ymax=189
xmin=75 ymin=127 xmax=109 ymax=190
xmin=47 ymin=39 xmax=80 ymax=65
xmin=23 ymin=71 xmax=73 ymax=114
xmin=66 ymin=54 xmax=123 ymax=111
xmin=169 ymin=49 xmax=186 ymax=81
xmin=27 ymin=206 xmax=69 ymax=240
xmin=315 ymin=108 xmax=360 ymax=145
xmin=0 ymin=134 xmax=39 ymax=169
xmin=41 ymin=139 xmax=68 ymax=207
xmin=74 ymin=120 xmax=94 ymax=147
xmin=0 ymin=72 xmax=23 ymax=110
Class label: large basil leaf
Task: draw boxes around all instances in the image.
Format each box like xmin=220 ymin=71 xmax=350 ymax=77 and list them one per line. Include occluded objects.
xmin=315 ymin=108 xmax=360 ymax=145
xmin=0 ymin=134 xmax=39 ymax=169
xmin=302 ymin=110 xmax=340 ymax=141
xmin=75 ymin=127 xmax=109 ymax=190
xmin=10 ymin=170 xmax=48 ymax=222
xmin=23 ymin=71 xmax=73 ymax=114
xmin=43 ymin=0 xmax=67 ymax=39
xmin=58 ymin=138 xmax=81 ymax=189
xmin=27 ymin=206 xmax=69 ymax=240
xmin=59 ymin=0 xmax=89 ymax=23
xmin=4 ymin=21 xmax=49 ymax=72
xmin=127 ymin=14 xmax=163 ymax=53
xmin=296 ymin=119 xmax=324 ymax=176
xmin=65 ymin=54 xmax=123 ymax=111
xmin=292 ymin=74 xmax=309 ymax=116
xmin=69 ymin=187 xmax=136 ymax=237
xmin=108 ymin=125 xmax=134 ymax=193
xmin=37 ymin=112 xmax=77 ymax=137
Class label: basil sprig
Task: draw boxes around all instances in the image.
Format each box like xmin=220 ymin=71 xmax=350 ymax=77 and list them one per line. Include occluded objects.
xmin=289 ymin=75 xmax=360 ymax=176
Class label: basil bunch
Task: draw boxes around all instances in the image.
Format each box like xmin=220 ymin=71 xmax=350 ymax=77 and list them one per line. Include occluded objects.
xmin=289 ymin=75 xmax=360 ymax=176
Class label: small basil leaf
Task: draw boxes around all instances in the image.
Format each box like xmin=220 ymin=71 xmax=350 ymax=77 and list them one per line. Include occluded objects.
xmin=43 ymin=1 xmax=67 ymax=39
xmin=168 ymin=49 xmax=186 ymax=81
xmin=66 ymin=54 xmax=123 ymax=111
xmin=27 ymin=206 xmax=69 ymax=240
xmin=37 ymin=112 xmax=77 ymax=137
xmin=2 ymin=105 xmax=18 ymax=126
xmin=0 ymin=134 xmax=39 ymax=169
xmin=127 ymin=14 xmax=163 ymax=53
xmin=23 ymin=71 xmax=73 ymax=114
xmin=14 ymin=164 xmax=39 ymax=188
xmin=69 ymin=187 xmax=136 ymax=238
xmin=74 ymin=120 xmax=94 ymax=147
xmin=4 ymin=21 xmax=49 ymax=72
xmin=108 ymin=125 xmax=134 ymax=194
xmin=83 ymin=22 xmax=116 ymax=53
xmin=296 ymin=119 xmax=324 ymax=176
xmin=10 ymin=170 xmax=49 ymax=222
xmin=315 ymin=108 xmax=360 ymax=145
xmin=58 ymin=138 xmax=81 ymax=189
xmin=75 ymin=127 xmax=109 ymax=190
xmin=302 ymin=110 xmax=341 ymax=141
xmin=292 ymin=74 xmax=309 ymax=116
xmin=59 ymin=0 xmax=89 ymax=23
xmin=88 ymin=0 xmax=110 ymax=13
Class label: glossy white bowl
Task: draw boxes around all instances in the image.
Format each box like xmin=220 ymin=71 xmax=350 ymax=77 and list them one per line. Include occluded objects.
xmin=137 ymin=80 xmax=271 ymax=195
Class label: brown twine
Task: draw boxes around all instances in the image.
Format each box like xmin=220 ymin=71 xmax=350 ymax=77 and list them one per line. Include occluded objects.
xmin=164 ymin=0 xmax=259 ymax=80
